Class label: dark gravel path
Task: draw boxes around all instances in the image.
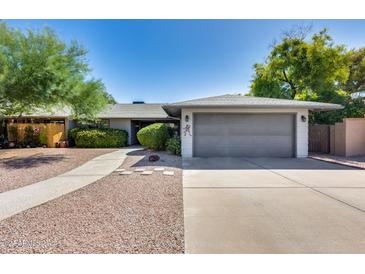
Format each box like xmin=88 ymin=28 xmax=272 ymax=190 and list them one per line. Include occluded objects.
xmin=0 ymin=148 xmax=117 ymax=193
xmin=0 ymin=150 xmax=184 ymax=254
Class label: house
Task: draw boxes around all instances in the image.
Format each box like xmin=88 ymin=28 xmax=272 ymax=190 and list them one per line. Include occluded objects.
xmin=0 ymin=102 xmax=177 ymax=147
xmin=1 ymin=94 xmax=341 ymax=157
xmin=97 ymin=103 xmax=178 ymax=145
xmin=162 ymin=94 xmax=341 ymax=158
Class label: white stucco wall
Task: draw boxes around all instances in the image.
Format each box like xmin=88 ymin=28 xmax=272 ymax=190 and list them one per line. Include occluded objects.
xmin=180 ymin=108 xmax=309 ymax=158
xmin=109 ymin=118 xmax=132 ymax=145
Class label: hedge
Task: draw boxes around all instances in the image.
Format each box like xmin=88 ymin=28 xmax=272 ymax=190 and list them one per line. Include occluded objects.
xmin=136 ymin=123 xmax=170 ymax=150
xmin=73 ymin=128 xmax=128 ymax=148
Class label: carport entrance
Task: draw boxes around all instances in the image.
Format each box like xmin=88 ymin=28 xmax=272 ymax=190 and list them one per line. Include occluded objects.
xmin=193 ymin=113 xmax=296 ymax=157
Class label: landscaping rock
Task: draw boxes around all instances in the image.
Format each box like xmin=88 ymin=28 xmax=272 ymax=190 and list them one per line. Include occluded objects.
xmin=148 ymin=155 xmax=160 ymax=162
xmin=120 ymin=171 xmax=133 ymax=175
xmin=141 ymin=171 xmax=153 ymax=175
xmin=0 ymin=149 xmax=183 ymax=254
xmin=163 ymin=171 xmax=174 ymax=176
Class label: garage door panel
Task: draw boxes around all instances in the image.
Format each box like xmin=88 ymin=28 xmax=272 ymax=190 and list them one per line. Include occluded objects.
xmin=195 ymin=135 xmax=292 ymax=145
xmin=193 ymin=113 xmax=295 ymax=157
xmin=195 ymin=144 xmax=293 ymax=157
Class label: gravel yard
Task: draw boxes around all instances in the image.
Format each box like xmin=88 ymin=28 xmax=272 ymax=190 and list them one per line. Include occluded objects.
xmin=0 ymin=148 xmax=117 ymax=193
xmin=0 ymin=149 xmax=184 ymax=254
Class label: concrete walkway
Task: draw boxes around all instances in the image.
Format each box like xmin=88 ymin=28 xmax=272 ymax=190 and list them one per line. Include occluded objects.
xmin=0 ymin=148 xmax=138 ymax=221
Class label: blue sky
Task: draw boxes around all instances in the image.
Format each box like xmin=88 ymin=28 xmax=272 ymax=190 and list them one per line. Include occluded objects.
xmin=5 ymin=20 xmax=365 ymax=103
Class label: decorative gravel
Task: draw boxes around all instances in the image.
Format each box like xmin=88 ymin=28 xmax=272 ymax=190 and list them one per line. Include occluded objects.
xmin=0 ymin=150 xmax=184 ymax=254
xmin=0 ymin=148 xmax=117 ymax=193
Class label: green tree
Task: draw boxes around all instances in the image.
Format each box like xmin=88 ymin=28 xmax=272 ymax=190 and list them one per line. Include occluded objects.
xmin=345 ymin=48 xmax=365 ymax=93
xmin=0 ymin=22 xmax=114 ymax=121
xmin=249 ymin=28 xmax=365 ymax=124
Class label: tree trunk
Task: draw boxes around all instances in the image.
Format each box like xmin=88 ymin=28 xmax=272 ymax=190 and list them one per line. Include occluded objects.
xmin=282 ymin=70 xmax=297 ymax=99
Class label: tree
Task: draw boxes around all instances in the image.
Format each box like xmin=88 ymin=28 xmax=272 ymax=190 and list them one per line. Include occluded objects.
xmin=0 ymin=22 xmax=114 ymax=121
xmin=249 ymin=28 xmax=365 ymax=124
xmin=345 ymin=48 xmax=365 ymax=93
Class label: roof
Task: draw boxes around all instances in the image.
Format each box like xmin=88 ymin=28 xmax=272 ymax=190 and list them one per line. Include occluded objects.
xmin=9 ymin=104 xmax=171 ymax=119
xmin=7 ymin=107 xmax=72 ymax=118
xmin=163 ymin=94 xmax=343 ymax=117
xmin=8 ymin=94 xmax=342 ymax=120
xmin=97 ymin=103 xmax=170 ymax=119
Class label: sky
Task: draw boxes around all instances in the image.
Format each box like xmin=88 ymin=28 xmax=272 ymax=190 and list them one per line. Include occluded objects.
xmin=5 ymin=19 xmax=365 ymax=103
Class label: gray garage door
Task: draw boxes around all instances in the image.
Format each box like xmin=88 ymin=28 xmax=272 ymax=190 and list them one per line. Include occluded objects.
xmin=193 ymin=113 xmax=295 ymax=157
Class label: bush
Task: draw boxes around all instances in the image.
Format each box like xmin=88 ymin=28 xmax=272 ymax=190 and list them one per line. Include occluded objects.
xmin=68 ymin=127 xmax=85 ymax=146
xmin=24 ymin=126 xmax=35 ymax=146
xmin=74 ymin=128 xmax=128 ymax=148
xmin=166 ymin=136 xmax=181 ymax=155
xmin=39 ymin=128 xmax=47 ymax=146
xmin=137 ymin=123 xmax=170 ymax=150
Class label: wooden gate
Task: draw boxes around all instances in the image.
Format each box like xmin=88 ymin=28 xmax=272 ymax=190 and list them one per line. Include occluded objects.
xmin=309 ymin=124 xmax=330 ymax=154
xmin=7 ymin=122 xmax=65 ymax=148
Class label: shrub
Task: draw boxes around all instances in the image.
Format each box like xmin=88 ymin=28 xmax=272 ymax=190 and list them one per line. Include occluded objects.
xmin=166 ymin=136 xmax=181 ymax=155
xmin=68 ymin=127 xmax=84 ymax=146
xmin=74 ymin=128 xmax=128 ymax=148
xmin=69 ymin=127 xmax=84 ymax=141
xmin=136 ymin=123 xmax=170 ymax=150
xmin=24 ymin=126 xmax=35 ymax=146
xmin=33 ymin=127 xmax=41 ymax=146
xmin=39 ymin=128 xmax=47 ymax=146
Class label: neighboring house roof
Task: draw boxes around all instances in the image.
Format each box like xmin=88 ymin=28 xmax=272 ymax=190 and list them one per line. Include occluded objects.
xmin=163 ymin=94 xmax=343 ymax=117
xmin=97 ymin=103 xmax=171 ymax=119
xmin=7 ymin=107 xmax=72 ymax=118
xmin=6 ymin=104 xmax=171 ymax=120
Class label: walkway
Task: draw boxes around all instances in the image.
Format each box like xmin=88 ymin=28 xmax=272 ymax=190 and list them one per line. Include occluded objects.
xmin=0 ymin=148 xmax=138 ymax=221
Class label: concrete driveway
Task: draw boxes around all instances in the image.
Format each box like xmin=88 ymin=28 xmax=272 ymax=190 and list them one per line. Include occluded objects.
xmin=183 ymin=157 xmax=365 ymax=253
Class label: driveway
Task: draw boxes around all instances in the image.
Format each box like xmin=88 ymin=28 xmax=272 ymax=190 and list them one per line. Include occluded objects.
xmin=183 ymin=157 xmax=365 ymax=253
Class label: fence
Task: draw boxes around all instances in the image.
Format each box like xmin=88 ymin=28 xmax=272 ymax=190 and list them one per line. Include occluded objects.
xmin=308 ymin=124 xmax=330 ymax=154
xmin=7 ymin=123 xmax=66 ymax=148
xmin=309 ymin=118 xmax=365 ymax=156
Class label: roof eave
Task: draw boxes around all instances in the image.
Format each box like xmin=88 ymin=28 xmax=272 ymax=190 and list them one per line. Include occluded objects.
xmin=163 ymin=103 xmax=343 ymax=117
xmin=97 ymin=115 xmax=173 ymax=119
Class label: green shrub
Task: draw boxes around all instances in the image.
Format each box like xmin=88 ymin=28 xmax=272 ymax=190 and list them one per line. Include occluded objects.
xmin=74 ymin=128 xmax=128 ymax=148
xmin=68 ymin=127 xmax=86 ymax=147
xmin=136 ymin=123 xmax=170 ymax=150
xmin=166 ymin=136 xmax=181 ymax=155
xmin=24 ymin=126 xmax=35 ymax=146
xmin=39 ymin=128 xmax=47 ymax=146
xmin=69 ymin=127 xmax=84 ymax=141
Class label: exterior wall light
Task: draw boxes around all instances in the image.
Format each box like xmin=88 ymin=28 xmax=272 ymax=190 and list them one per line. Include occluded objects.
xmin=185 ymin=115 xmax=190 ymax=122
xmin=301 ymin=115 xmax=307 ymax=122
